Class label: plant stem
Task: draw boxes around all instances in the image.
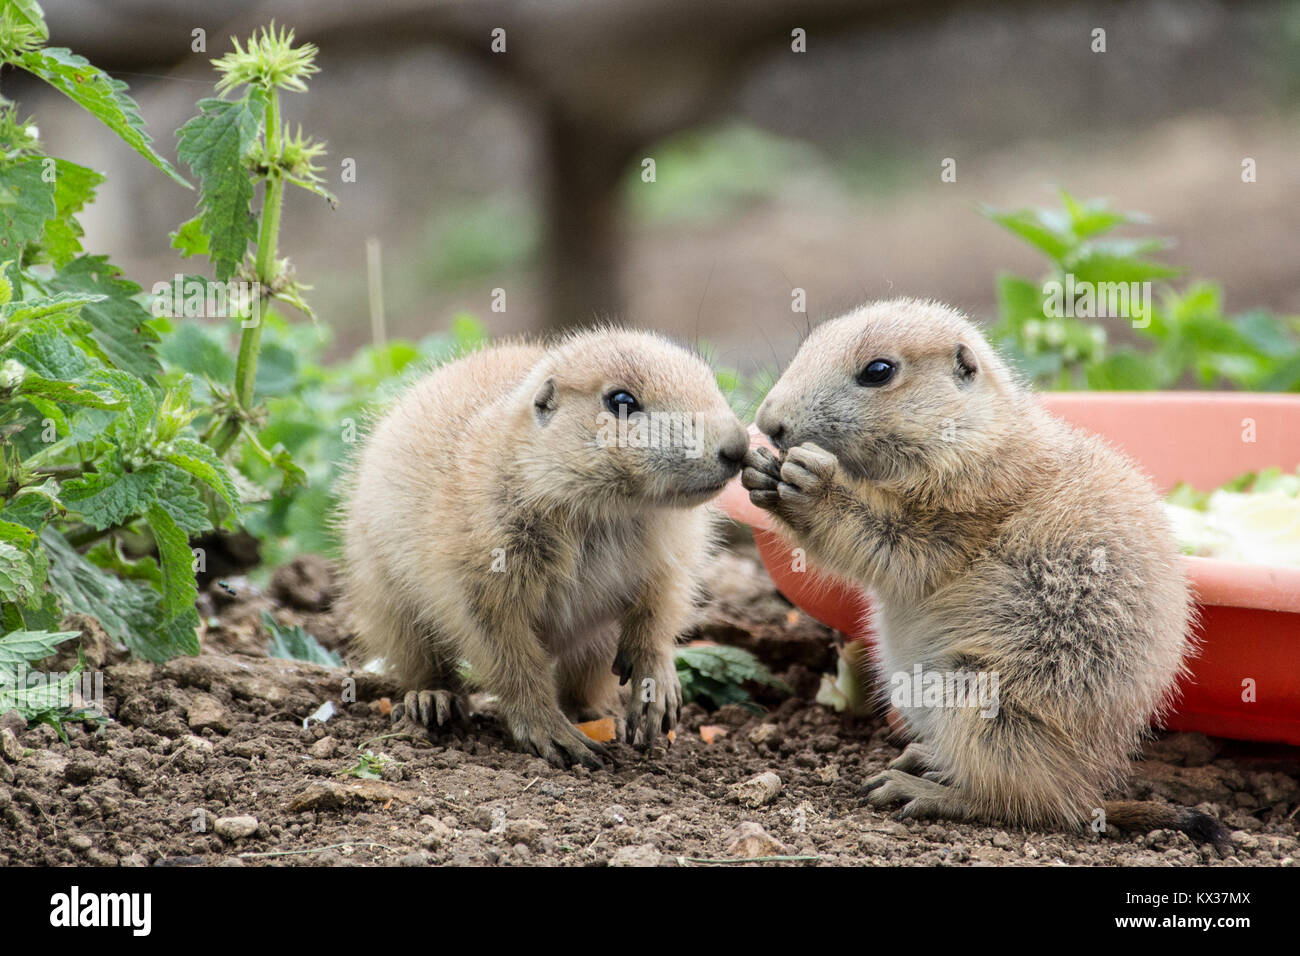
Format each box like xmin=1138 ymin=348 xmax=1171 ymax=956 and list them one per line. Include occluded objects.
xmin=211 ymin=88 xmax=284 ymax=457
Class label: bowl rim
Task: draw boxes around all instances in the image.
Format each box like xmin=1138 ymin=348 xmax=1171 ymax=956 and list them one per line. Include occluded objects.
xmin=720 ymin=409 xmax=1300 ymax=616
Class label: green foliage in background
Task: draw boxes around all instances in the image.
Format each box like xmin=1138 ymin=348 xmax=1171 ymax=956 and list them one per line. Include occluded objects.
xmin=162 ymin=312 xmax=489 ymax=570
xmin=0 ymin=626 xmax=101 ymax=738
xmin=0 ymin=7 xmax=346 ymax=689
xmin=675 ymin=644 xmax=787 ymax=712
xmin=984 ymin=192 xmax=1300 ymax=391
xmin=263 ymin=608 xmax=339 ymax=667
xmin=0 ymin=2 xmax=241 ymax=670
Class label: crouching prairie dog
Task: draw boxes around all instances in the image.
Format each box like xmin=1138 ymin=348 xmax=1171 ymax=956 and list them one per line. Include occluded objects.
xmin=340 ymin=329 xmax=747 ymax=768
xmin=742 ymin=298 xmax=1226 ymax=845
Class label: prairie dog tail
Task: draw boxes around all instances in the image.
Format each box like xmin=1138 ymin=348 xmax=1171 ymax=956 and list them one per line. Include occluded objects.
xmin=1102 ymin=800 xmax=1230 ymax=848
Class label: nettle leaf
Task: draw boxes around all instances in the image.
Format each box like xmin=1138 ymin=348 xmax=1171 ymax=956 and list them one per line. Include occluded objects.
xmin=176 ymin=91 xmax=267 ymax=281
xmin=264 ymin=610 xmax=340 ymax=667
xmin=40 ymin=159 xmax=105 ymax=267
xmin=1 ymin=290 xmax=106 ymax=324
xmin=89 ymin=368 xmax=155 ymax=442
xmin=2 ymin=480 xmax=62 ymax=532
xmin=0 ymin=160 xmax=57 ymax=262
xmin=4 ymin=321 xmax=96 ymax=380
xmin=0 ymin=538 xmax=44 ymax=605
xmin=19 ymin=47 xmax=189 ymax=187
xmin=41 ymin=528 xmax=179 ymax=662
xmin=163 ymin=436 xmax=240 ymax=515
xmin=60 ymin=463 xmax=165 ymax=531
xmin=46 ymin=255 xmax=162 ymax=380
xmin=154 ymin=463 xmax=212 ymax=534
xmin=146 ymin=503 xmax=197 ymax=625
xmin=169 ymin=215 xmax=210 ymax=259
xmin=15 ymin=371 xmax=121 ymax=410
xmin=0 ymin=629 xmax=80 ymax=672
xmin=979 ymin=205 xmax=1072 ymax=262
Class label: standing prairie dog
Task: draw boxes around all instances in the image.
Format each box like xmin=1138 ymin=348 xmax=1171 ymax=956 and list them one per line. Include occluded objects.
xmin=340 ymin=329 xmax=747 ymax=768
xmin=742 ymin=298 xmax=1226 ymax=844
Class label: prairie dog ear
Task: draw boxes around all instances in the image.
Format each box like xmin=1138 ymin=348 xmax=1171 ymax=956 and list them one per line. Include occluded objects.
xmin=954 ymin=342 xmax=979 ymax=385
xmin=533 ymin=377 xmax=557 ymax=425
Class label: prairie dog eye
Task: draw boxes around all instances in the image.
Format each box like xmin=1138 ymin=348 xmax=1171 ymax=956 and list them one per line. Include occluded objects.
xmin=856 ymin=359 xmax=896 ymax=387
xmin=604 ymin=390 xmax=640 ymax=415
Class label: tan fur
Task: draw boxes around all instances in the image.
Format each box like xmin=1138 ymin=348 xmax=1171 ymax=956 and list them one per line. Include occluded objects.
xmin=339 ymin=328 xmax=747 ymax=768
xmin=743 ymin=299 xmax=1221 ymax=841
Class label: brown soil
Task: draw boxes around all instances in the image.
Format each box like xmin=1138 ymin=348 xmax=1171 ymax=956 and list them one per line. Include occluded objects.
xmin=1 ymin=544 xmax=1297 ymax=867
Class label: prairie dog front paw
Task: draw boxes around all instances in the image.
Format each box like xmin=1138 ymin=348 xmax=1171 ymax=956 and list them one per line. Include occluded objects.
xmin=743 ymin=443 xmax=840 ymax=527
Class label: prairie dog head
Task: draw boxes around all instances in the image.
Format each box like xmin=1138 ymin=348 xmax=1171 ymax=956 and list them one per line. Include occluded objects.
xmin=756 ymin=299 xmax=1021 ymax=487
xmin=517 ymin=329 xmax=748 ymax=509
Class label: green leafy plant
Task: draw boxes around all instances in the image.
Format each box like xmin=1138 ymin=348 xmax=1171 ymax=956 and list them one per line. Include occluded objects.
xmin=263 ymin=609 xmax=340 ymax=667
xmin=169 ymin=21 xmax=334 ymax=473
xmin=675 ymin=643 xmax=787 ymax=712
xmin=983 ymin=192 xmax=1300 ymax=391
xmin=0 ymin=626 xmax=101 ymax=738
xmin=0 ymin=2 xmax=242 ymax=665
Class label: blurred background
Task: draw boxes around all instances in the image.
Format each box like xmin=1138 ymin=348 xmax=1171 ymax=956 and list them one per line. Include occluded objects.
xmin=18 ymin=0 xmax=1300 ymax=378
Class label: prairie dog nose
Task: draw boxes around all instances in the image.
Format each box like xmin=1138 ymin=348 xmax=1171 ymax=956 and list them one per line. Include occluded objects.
xmin=717 ymin=426 xmax=748 ymax=471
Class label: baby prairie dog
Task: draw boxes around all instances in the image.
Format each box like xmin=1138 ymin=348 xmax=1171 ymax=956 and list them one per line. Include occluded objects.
xmin=742 ymin=298 xmax=1225 ymax=844
xmin=341 ymin=329 xmax=747 ymax=768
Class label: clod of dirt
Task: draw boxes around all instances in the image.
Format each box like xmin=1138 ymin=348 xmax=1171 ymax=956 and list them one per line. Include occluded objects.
xmin=0 ymin=728 xmax=23 ymax=763
xmin=725 ymin=821 xmax=788 ymax=858
xmin=609 ymin=844 xmax=663 ymax=867
xmin=732 ymin=771 xmax=783 ymax=808
xmin=270 ymin=554 xmax=338 ymax=612
xmin=214 ymin=816 xmax=259 ymax=840
xmin=42 ymin=614 xmax=114 ymax=672
xmin=502 ymin=819 xmax=547 ymax=848
xmin=749 ymin=723 xmax=781 ymax=748
xmin=309 ymin=736 xmax=338 ymax=758
xmin=0 ymin=709 xmax=24 ymax=736
xmin=287 ymin=778 xmax=415 ymax=812
xmin=186 ymin=693 xmax=231 ymax=734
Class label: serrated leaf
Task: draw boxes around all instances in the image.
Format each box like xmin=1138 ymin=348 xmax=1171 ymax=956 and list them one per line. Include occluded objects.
xmin=15 ymin=368 xmax=123 ymax=410
xmin=0 ymin=159 xmax=56 ymax=261
xmin=2 ymin=479 xmax=62 ymax=531
xmin=40 ymin=159 xmax=104 ymax=267
xmin=46 ymin=255 xmax=162 ymax=380
xmin=0 ymin=538 xmax=43 ymax=604
xmin=169 ymin=215 xmax=210 ymax=259
xmin=0 ymin=628 xmax=79 ymax=671
xmin=60 ymin=463 xmax=164 ymax=531
xmin=264 ymin=610 xmax=341 ymax=667
xmin=88 ymin=367 xmax=155 ymax=441
xmin=4 ymin=322 xmax=95 ymax=380
xmin=146 ymin=503 xmax=196 ymax=623
xmin=19 ymin=47 xmax=189 ymax=187
xmin=41 ymin=528 xmax=173 ymax=662
xmin=0 ymin=290 xmax=106 ymax=324
xmin=979 ymin=205 xmax=1072 ymax=262
xmin=154 ymin=463 xmax=212 ymax=534
xmin=162 ymin=436 xmax=239 ymax=514
xmin=175 ymin=91 xmax=266 ymax=281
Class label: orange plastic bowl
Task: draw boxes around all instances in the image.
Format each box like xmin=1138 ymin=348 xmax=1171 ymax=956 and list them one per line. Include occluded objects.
xmin=720 ymin=392 xmax=1300 ymax=745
